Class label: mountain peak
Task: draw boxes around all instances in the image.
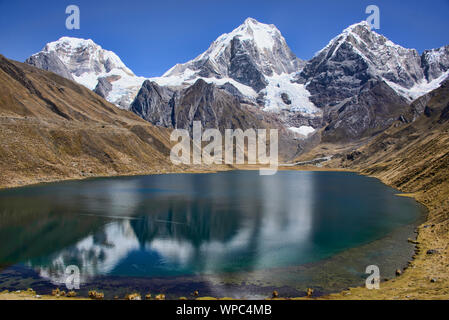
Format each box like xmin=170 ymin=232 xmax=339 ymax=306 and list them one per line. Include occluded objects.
xmin=229 ymin=17 xmax=280 ymax=50
xmin=38 ymin=36 xmax=136 ymax=82
xmin=27 ymin=36 xmax=145 ymax=109
xmin=243 ymin=17 xmax=259 ymax=25
xmin=43 ymin=36 xmax=97 ymax=53
xmin=317 ymin=21 xmax=377 ymax=55
xmin=342 ymin=20 xmax=371 ymax=33
xmin=167 ymin=17 xmax=287 ymax=71
xmin=162 ymin=18 xmax=301 ymax=92
xmin=241 ymin=17 xmax=276 ymax=31
xmin=315 ymin=20 xmax=410 ymax=66
xmin=299 ymin=20 xmax=447 ymax=108
xmin=56 ymin=36 xmax=95 ymax=45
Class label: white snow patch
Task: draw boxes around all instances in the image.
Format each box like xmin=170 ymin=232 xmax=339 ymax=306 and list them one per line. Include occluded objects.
xmin=262 ymin=74 xmax=321 ymax=114
xmin=386 ymin=69 xmax=449 ymax=101
xmin=239 ymin=18 xmax=278 ymax=50
xmin=73 ymin=72 xmax=100 ymax=90
xmin=288 ymin=126 xmax=316 ymax=137
xmin=108 ymin=73 xmax=146 ymax=107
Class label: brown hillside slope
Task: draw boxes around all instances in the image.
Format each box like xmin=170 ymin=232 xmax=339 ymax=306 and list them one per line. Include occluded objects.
xmin=323 ymin=80 xmax=449 ymax=299
xmin=0 ymin=55 xmax=180 ymax=189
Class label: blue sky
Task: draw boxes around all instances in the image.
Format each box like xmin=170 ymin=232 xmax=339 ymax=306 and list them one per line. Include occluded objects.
xmin=0 ymin=0 xmax=448 ymax=77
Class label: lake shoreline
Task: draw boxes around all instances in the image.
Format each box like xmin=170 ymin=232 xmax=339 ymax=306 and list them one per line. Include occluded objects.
xmin=0 ymin=164 xmax=352 ymax=191
xmin=0 ymin=165 xmax=445 ymax=300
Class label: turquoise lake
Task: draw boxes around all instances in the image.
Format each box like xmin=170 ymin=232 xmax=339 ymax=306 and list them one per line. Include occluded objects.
xmin=0 ymin=171 xmax=426 ymax=298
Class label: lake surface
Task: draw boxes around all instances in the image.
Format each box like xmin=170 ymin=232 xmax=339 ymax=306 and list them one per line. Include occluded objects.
xmin=0 ymin=171 xmax=426 ymax=298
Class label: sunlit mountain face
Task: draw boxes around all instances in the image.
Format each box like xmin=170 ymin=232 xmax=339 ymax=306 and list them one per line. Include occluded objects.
xmin=0 ymin=171 xmax=424 ymax=298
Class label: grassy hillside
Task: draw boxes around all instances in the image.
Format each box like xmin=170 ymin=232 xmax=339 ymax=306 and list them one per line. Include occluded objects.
xmin=0 ymin=55 xmax=181 ymax=189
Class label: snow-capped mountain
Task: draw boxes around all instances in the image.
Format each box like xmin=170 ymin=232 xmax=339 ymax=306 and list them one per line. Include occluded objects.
xmin=163 ymin=18 xmax=302 ymax=87
xmin=151 ymin=18 xmax=319 ymax=116
xmin=25 ymin=19 xmax=449 ymax=143
xmin=132 ymin=18 xmax=449 ymax=142
xmin=296 ymin=21 xmax=449 ymax=106
xmin=26 ymin=37 xmax=146 ymax=109
xmin=288 ymin=21 xmax=449 ymax=141
xmin=422 ymin=45 xmax=449 ymax=82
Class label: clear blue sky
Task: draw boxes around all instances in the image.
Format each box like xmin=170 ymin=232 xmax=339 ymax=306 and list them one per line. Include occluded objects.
xmin=1 ymin=0 xmax=448 ymax=77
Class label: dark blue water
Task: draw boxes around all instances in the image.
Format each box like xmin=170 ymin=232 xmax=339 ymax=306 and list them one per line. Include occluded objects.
xmin=0 ymin=171 xmax=425 ymax=298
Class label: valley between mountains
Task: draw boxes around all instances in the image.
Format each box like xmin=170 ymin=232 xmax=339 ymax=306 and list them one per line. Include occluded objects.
xmin=1 ymin=18 xmax=448 ymax=299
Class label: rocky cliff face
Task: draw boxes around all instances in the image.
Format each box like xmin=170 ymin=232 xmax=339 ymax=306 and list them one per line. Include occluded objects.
xmin=422 ymin=45 xmax=449 ymax=82
xmin=130 ymin=78 xmax=303 ymax=160
xmin=25 ymin=51 xmax=74 ymax=81
xmin=130 ymin=80 xmax=175 ymax=128
xmin=170 ymin=79 xmax=264 ymax=132
xmin=93 ymin=76 xmax=113 ymax=99
xmin=322 ymin=79 xmax=409 ymax=142
xmin=131 ymin=78 xmax=266 ymax=133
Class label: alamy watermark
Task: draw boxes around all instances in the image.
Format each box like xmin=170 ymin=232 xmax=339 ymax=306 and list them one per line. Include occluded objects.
xmin=365 ymin=265 xmax=380 ymax=289
xmin=66 ymin=5 xmax=80 ymax=30
xmin=65 ymin=265 xmax=80 ymax=290
xmin=170 ymin=121 xmax=279 ymax=175
xmin=366 ymin=5 xmax=380 ymax=29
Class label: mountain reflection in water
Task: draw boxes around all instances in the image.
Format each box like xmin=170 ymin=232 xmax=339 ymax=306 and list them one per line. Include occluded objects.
xmin=0 ymin=171 xmax=423 ymax=295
